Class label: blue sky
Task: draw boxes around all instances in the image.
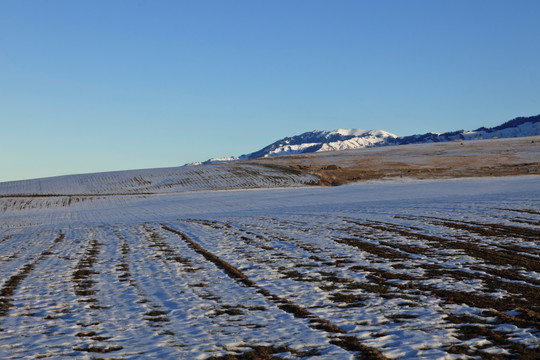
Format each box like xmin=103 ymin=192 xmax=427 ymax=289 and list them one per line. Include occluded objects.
xmin=1 ymin=1 xmax=539 ymax=182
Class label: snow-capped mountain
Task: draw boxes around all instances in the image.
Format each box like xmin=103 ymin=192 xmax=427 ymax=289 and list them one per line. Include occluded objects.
xmin=189 ymin=114 xmax=539 ymax=165
xmin=392 ymin=114 xmax=540 ymax=145
xmin=188 ymin=129 xmax=398 ymax=165
xmin=243 ymin=129 xmax=397 ymax=159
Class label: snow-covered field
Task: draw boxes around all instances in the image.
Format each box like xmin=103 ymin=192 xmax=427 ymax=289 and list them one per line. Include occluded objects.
xmin=1 ymin=174 xmax=539 ymax=359
xmin=0 ymin=164 xmax=318 ymax=196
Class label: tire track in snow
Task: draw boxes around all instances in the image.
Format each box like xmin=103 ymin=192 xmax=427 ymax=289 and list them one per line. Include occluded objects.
xmin=137 ymin=225 xmax=185 ymax=327
xmin=161 ymin=224 xmax=388 ymax=360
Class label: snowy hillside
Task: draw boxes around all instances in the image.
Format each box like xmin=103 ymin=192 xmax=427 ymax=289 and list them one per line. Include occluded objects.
xmin=0 ymin=164 xmax=318 ymax=196
xmin=245 ymin=129 xmax=397 ymax=158
xmin=191 ymin=114 xmax=540 ymax=164
xmin=394 ymin=114 xmax=540 ymax=145
xmin=191 ymin=129 xmax=398 ymax=164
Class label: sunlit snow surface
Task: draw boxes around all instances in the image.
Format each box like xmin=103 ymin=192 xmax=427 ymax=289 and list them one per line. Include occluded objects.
xmin=1 ymin=175 xmax=539 ymax=359
xmin=0 ymin=164 xmax=318 ymax=196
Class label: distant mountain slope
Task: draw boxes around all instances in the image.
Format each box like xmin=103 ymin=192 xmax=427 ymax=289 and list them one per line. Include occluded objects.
xmin=190 ymin=114 xmax=539 ymax=164
xmin=243 ymin=129 xmax=397 ymax=159
xmin=190 ymin=129 xmax=398 ymax=165
xmin=393 ymin=114 xmax=540 ymax=145
xmin=0 ymin=164 xmax=318 ymax=196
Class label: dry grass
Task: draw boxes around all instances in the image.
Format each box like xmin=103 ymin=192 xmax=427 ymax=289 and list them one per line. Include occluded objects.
xmin=241 ymin=136 xmax=540 ymax=184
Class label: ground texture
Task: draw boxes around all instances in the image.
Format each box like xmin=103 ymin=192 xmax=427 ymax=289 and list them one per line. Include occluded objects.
xmin=0 ymin=174 xmax=539 ymax=359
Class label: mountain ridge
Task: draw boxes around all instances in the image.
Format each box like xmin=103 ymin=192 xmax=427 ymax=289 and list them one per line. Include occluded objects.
xmin=188 ymin=114 xmax=540 ymax=165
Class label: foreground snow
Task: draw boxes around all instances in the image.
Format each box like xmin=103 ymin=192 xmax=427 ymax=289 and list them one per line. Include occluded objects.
xmin=1 ymin=176 xmax=539 ymax=359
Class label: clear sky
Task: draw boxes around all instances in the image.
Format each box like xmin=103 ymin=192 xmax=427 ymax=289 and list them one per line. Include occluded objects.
xmin=1 ymin=0 xmax=539 ymax=182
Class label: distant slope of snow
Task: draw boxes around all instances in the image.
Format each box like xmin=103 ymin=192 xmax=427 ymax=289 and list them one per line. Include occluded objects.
xmin=193 ymin=129 xmax=398 ymax=164
xmin=393 ymin=114 xmax=540 ymax=145
xmin=250 ymin=129 xmax=398 ymax=158
xmin=0 ymin=164 xmax=318 ymax=196
xmin=190 ymin=114 xmax=540 ymax=164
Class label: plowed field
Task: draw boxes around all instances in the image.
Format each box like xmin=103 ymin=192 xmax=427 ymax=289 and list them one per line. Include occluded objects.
xmin=1 ymin=175 xmax=538 ymax=359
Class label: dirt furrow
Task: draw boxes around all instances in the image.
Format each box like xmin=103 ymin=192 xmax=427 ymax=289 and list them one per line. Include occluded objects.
xmin=161 ymin=224 xmax=388 ymax=360
xmin=213 ymin=217 xmax=540 ymax=318
xmin=341 ymin=220 xmax=540 ymax=287
xmin=334 ymin=237 xmax=412 ymax=261
xmin=422 ymin=213 xmax=540 ymax=240
xmin=114 ymin=226 xmax=183 ymax=334
xmin=349 ymin=263 xmax=540 ymax=358
xmin=136 ymin=225 xmax=193 ymax=326
xmin=142 ymin=225 xmax=192 ymax=268
xmin=426 ymin=217 xmax=540 ymax=253
xmin=347 ymin=219 xmax=540 ymax=274
xmin=111 ymin=228 xmax=132 ymax=284
xmin=188 ymin=219 xmax=381 ymax=306
xmin=338 ymin=218 xmax=540 ymax=347
xmin=68 ymin=231 xmax=126 ymax=355
xmin=228 ymin=219 xmax=444 ymax=315
xmin=0 ymin=231 xmax=49 ymax=271
xmin=0 ymin=234 xmax=17 ymax=245
xmin=71 ymin=237 xmax=102 ymax=302
xmin=446 ymin=321 xmax=540 ymax=359
xmin=142 ymin=224 xmax=334 ymax=356
xmin=495 ymin=207 xmax=540 ymax=217
xmin=0 ymin=231 xmax=64 ymax=318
